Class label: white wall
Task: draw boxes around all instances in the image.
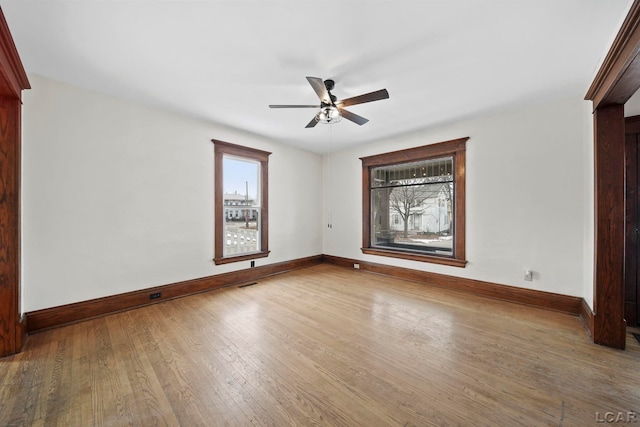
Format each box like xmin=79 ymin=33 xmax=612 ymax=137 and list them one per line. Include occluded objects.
xmin=21 ymin=74 xmax=596 ymax=311
xmin=323 ymin=97 xmax=590 ymax=298
xmin=582 ymin=101 xmax=595 ymax=309
xmin=625 ymin=88 xmax=640 ymax=117
xmin=21 ymin=74 xmax=323 ymax=312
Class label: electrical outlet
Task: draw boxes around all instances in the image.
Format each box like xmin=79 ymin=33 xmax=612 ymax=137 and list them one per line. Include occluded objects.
xmin=524 ymin=270 xmax=533 ymax=281
xmin=354 ymin=263 xmax=360 ymax=269
xmin=150 ymin=292 xmax=161 ymax=300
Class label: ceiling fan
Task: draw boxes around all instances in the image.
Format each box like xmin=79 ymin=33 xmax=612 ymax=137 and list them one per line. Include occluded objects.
xmin=269 ymin=77 xmax=389 ymax=128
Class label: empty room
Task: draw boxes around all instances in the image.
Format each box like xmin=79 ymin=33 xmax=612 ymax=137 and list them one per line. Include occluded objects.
xmin=1 ymin=1 xmax=640 ymax=426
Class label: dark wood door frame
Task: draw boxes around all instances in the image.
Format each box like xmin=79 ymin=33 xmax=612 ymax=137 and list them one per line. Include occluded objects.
xmin=585 ymin=0 xmax=640 ymax=349
xmin=624 ymin=115 xmax=640 ymax=328
xmin=0 ymin=9 xmax=30 ymax=357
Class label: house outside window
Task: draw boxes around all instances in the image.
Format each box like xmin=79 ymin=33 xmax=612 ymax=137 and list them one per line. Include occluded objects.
xmin=360 ymin=137 xmax=468 ymax=267
xmin=213 ymin=140 xmax=271 ymax=265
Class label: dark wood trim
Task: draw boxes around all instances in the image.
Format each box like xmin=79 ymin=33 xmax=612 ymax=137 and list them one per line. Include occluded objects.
xmin=323 ymin=255 xmax=582 ymax=315
xmin=214 ymin=141 xmax=224 ymax=262
xmin=0 ymin=14 xmax=29 ymax=354
xmin=0 ymin=96 xmax=21 ymax=358
xmin=0 ymin=9 xmax=29 ymax=358
xmin=592 ymin=104 xmax=627 ymax=349
xmin=213 ymin=251 xmax=270 ymax=265
xmin=585 ymin=0 xmax=640 ymax=109
xmin=212 ymin=139 xmax=271 ymax=265
xmin=0 ymin=11 xmax=30 ymax=99
xmin=585 ymin=2 xmax=640 ymax=350
xmin=26 ymin=253 xmax=592 ymax=335
xmin=26 ymin=255 xmax=323 ymax=333
xmin=625 ymin=115 xmax=640 ymax=134
xmin=361 ymin=159 xmax=372 ymax=255
xmin=15 ymin=314 xmax=26 ymax=350
xmin=211 ymin=139 xmax=271 ymax=162
xmin=454 ymin=143 xmax=466 ymax=260
xmin=26 ymin=255 xmax=593 ymax=334
xmin=580 ymin=299 xmax=595 ymax=338
xmin=360 ymin=138 xmax=468 ymax=267
xmin=359 ymin=137 xmax=469 ymax=167
xmin=361 ymin=247 xmax=467 ymax=268
xmin=624 ymin=122 xmax=639 ymax=328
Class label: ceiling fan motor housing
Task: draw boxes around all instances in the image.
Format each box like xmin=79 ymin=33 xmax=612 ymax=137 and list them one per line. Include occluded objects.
xmin=324 ymin=79 xmax=335 ymax=91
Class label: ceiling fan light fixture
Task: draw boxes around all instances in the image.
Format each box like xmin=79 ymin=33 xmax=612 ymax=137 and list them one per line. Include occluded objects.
xmin=269 ymin=77 xmax=388 ymax=128
xmin=316 ymin=106 xmax=342 ymax=124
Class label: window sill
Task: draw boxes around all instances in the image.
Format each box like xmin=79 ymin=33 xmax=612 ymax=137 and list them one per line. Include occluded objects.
xmin=361 ymin=247 xmax=467 ymax=268
xmin=214 ymin=251 xmax=270 ymax=265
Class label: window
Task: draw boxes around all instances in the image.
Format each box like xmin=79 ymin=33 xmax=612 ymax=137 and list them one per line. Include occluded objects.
xmin=213 ymin=140 xmax=270 ymax=265
xmin=360 ymin=137 xmax=468 ymax=267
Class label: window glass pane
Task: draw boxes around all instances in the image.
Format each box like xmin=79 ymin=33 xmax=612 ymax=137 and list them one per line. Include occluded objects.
xmin=223 ymin=155 xmax=260 ymax=257
xmin=223 ymin=156 xmax=260 ymax=206
xmin=361 ymin=138 xmax=466 ymax=267
xmin=371 ymin=180 xmax=454 ymax=255
xmin=224 ymin=208 xmax=260 ymax=256
xmin=371 ymin=157 xmax=453 ymax=188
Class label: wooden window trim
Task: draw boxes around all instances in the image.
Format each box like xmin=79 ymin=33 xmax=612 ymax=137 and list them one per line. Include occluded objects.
xmin=213 ymin=139 xmax=271 ymax=265
xmin=360 ymin=137 xmax=468 ymax=268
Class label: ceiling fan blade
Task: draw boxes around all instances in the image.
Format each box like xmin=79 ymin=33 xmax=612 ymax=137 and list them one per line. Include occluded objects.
xmin=306 ymin=77 xmax=330 ymax=103
xmin=339 ymin=108 xmax=369 ymax=125
xmin=305 ymin=115 xmax=319 ymax=128
xmin=338 ymin=89 xmax=389 ymax=107
xmin=269 ymin=104 xmax=320 ymax=108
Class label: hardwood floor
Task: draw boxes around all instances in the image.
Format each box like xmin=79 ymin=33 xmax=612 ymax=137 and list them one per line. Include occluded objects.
xmin=1 ymin=264 xmax=639 ymax=426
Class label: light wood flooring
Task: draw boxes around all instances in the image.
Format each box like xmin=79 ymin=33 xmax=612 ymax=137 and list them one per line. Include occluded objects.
xmin=1 ymin=264 xmax=639 ymax=426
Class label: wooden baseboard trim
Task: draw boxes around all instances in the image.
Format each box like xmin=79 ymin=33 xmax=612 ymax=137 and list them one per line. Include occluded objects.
xmin=322 ymin=255 xmax=583 ymax=315
xmin=580 ymin=299 xmax=595 ymax=337
xmin=26 ymin=253 xmax=587 ymax=334
xmin=26 ymin=255 xmax=323 ymax=333
xmin=16 ymin=314 xmax=27 ymax=351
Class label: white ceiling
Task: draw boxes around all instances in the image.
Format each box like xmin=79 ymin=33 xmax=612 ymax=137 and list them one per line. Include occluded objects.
xmin=1 ymin=1 xmax=633 ymax=154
